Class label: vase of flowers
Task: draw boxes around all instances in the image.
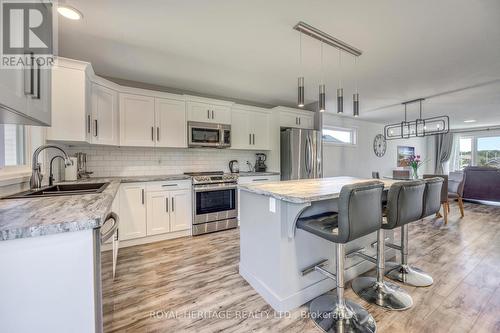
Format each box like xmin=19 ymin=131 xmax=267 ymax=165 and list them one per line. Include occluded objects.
xmin=407 ymin=155 xmax=426 ymax=179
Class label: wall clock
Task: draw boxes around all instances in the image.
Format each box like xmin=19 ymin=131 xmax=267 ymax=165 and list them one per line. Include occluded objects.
xmin=373 ymin=134 xmax=387 ymax=157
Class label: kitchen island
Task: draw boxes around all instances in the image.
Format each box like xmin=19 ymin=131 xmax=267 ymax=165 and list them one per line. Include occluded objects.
xmin=238 ymin=176 xmax=397 ymax=312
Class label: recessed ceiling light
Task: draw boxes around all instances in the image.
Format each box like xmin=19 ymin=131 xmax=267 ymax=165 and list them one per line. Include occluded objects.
xmin=463 ymin=119 xmax=477 ymax=123
xmin=57 ymin=6 xmax=83 ymax=20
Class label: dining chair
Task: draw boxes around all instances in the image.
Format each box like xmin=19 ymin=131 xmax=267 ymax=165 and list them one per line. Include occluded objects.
xmin=423 ymin=174 xmax=449 ymax=224
xmin=448 ymin=171 xmax=466 ymax=218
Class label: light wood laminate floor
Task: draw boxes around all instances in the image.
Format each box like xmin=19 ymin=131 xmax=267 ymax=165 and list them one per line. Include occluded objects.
xmin=102 ymin=201 xmax=500 ymax=333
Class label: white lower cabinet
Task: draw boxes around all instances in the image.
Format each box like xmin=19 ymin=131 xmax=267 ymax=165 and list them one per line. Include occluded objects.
xmin=169 ymin=190 xmax=191 ymax=232
xmin=119 ymin=183 xmax=147 ymax=240
xmin=119 ymin=181 xmax=192 ymax=243
xmin=146 ymin=191 xmax=170 ymax=236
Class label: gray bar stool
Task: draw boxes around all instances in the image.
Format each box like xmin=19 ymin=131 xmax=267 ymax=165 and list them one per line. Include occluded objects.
xmin=352 ymin=180 xmax=425 ymax=310
xmin=297 ymin=181 xmax=384 ymax=333
xmin=385 ymin=177 xmax=443 ymax=287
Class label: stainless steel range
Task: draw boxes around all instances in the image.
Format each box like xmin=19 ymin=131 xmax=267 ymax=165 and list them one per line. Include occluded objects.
xmin=186 ymin=171 xmax=238 ymax=236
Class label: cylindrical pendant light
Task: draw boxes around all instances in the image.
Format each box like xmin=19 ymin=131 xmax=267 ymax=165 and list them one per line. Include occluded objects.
xmin=337 ymin=50 xmax=343 ymax=114
xmin=337 ymin=88 xmax=344 ymax=114
xmin=298 ymin=77 xmax=304 ymax=107
xmin=319 ymin=84 xmax=326 ymax=112
xmin=353 ymin=92 xmax=359 ymax=117
xmin=297 ymin=32 xmax=305 ymax=108
xmin=318 ymin=40 xmax=326 ymax=112
xmin=353 ymin=56 xmax=359 ymax=117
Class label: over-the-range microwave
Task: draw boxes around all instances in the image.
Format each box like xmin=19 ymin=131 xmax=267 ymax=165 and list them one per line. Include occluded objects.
xmin=188 ymin=121 xmax=231 ymax=148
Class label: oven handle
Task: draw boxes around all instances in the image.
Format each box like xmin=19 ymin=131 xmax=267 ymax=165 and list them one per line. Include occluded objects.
xmin=194 ymin=184 xmax=238 ymax=192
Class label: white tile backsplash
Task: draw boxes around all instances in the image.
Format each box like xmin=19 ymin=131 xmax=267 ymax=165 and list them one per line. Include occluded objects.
xmin=62 ymin=145 xmax=265 ymax=177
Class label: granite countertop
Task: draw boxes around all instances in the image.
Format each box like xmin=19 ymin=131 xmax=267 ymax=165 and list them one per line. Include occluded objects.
xmin=239 ymin=176 xmax=397 ymax=204
xmin=0 ymin=179 xmax=120 ymax=241
xmin=0 ymin=174 xmax=192 ymax=241
xmin=236 ymin=171 xmax=280 ymax=177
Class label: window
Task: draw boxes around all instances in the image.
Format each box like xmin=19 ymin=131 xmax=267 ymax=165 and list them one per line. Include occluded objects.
xmin=458 ymin=137 xmax=472 ymax=169
xmin=322 ymin=126 xmax=357 ymax=145
xmin=477 ymin=136 xmax=500 ymax=167
xmin=0 ymin=124 xmax=27 ymax=169
xmin=452 ymin=134 xmax=500 ymax=170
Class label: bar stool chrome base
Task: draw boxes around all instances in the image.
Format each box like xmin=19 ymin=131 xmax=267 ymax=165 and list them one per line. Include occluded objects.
xmin=351 ymin=278 xmax=413 ymax=311
xmin=309 ymin=292 xmax=377 ymax=333
xmin=385 ymin=264 xmax=433 ymax=287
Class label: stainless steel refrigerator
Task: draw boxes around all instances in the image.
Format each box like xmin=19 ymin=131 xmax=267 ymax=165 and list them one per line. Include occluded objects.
xmin=280 ymin=128 xmax=323 ymax=180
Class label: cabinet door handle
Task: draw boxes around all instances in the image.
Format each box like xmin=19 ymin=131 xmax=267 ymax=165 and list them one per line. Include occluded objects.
xmin=299 ymin=117 xmax=301 ymax=125
xmin=166 ymin=197 xmax=169 ymax=212
xmin=252 ymin=134 xmax=255 ymax=145
xmin=24 ymin=52 xmax=34 ymax=96
xmin=151 ymin=127 xmax=154 ymax=141
xmin=295 ymin=117 xmax=298 ymax=125
xmin=87 ymin=115 xmax=91 ymax=134
xmin=32 ymin=60 xmax=41 ymax=100
xmin=171 ymin=197 xmax=175 ymax=212
xmin=253 ymin=178 xmax=269 ymax=182
xmin=162 ymin=184 xmax=177 ymax=187
xmin=157 ymin=127 xmax=160 ymax=141
xmin=207 ymin=110 xmax=210 ymax=119
xmin=94 ymin=119 xmax=98 ymax=137
xmin=249 ymin=134 xmax=251 ymax=145
xmin=211 ymin=110 xmax=214 ymax=119
xmin=141 ymin=189 xmax=145 ymax=205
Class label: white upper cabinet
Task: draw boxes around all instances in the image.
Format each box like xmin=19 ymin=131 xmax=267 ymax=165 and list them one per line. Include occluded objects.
xmin=90 ymin=83 xmax=119 ymax=145
xmin=0 ymin=67 xmax=27 ymax=116
xmin=119 ymin=93 xmax=187 ymax=148
xmin=278 ymin=107 xmax=314 ymax=129
xmin=155 ymin=98 xmax=187 ymax=148
xmin=26 ymin=64 xmax=51 ymax=126
xmin=119 ymin=93 xmax=155 ymax=147
xmin=187 ymin=100 xmax=231 ymax=124
xmin=0 ymin=56 xmax=51 ymax=126
xmin=47 ymin=59 xmax=91 ymax=142
xmin=231 ymin=105 xmax=271 ymax=150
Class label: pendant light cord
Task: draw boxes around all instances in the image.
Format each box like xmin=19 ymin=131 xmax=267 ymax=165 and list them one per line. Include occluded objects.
xmin=320 ymin=40 xmax=324 ymax=84
xmin=355 ymin=56 xmax=358 ymax=93
xmin=338 ymin=49 xmax=342 ymax=87
xmin=299 ymin=31 xmax=302 ymax=76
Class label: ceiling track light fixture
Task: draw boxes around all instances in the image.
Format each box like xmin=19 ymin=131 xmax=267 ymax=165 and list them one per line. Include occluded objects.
xmin=384 ymin=98 xmax=450 ymax=140
xmin=293 ymin=21 xmax=362 ymax=116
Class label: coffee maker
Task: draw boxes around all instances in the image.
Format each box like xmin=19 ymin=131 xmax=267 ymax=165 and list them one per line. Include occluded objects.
xmin=254 ymin=153 xmax=267 ymax=172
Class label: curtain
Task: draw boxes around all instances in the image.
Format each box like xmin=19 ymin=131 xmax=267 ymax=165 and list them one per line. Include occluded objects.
xmin=434 ymin=133 xmax=454 ymax=174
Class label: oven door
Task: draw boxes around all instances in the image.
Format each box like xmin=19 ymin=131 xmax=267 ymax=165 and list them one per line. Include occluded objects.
xmin=188 ymin=121 xmax=223 ymax=148
xmin=193 ymin=184 xmax=238 ymax=224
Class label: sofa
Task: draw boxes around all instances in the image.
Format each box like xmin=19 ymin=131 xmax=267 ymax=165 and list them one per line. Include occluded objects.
xmin=463 ymin=166 xmax=500 ymax=202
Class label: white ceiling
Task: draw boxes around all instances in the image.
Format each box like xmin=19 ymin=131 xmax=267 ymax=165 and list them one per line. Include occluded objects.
xmin=57 ymin=0 xmax=500 ymax=129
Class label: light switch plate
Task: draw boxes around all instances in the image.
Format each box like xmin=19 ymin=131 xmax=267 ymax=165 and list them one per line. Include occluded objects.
xmin=269 ymin=197 xmax=276 ymax=213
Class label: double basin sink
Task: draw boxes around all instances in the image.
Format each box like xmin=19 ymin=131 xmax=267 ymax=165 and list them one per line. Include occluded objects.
xmin=3 ymin=182 xmax=109 ymax=199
